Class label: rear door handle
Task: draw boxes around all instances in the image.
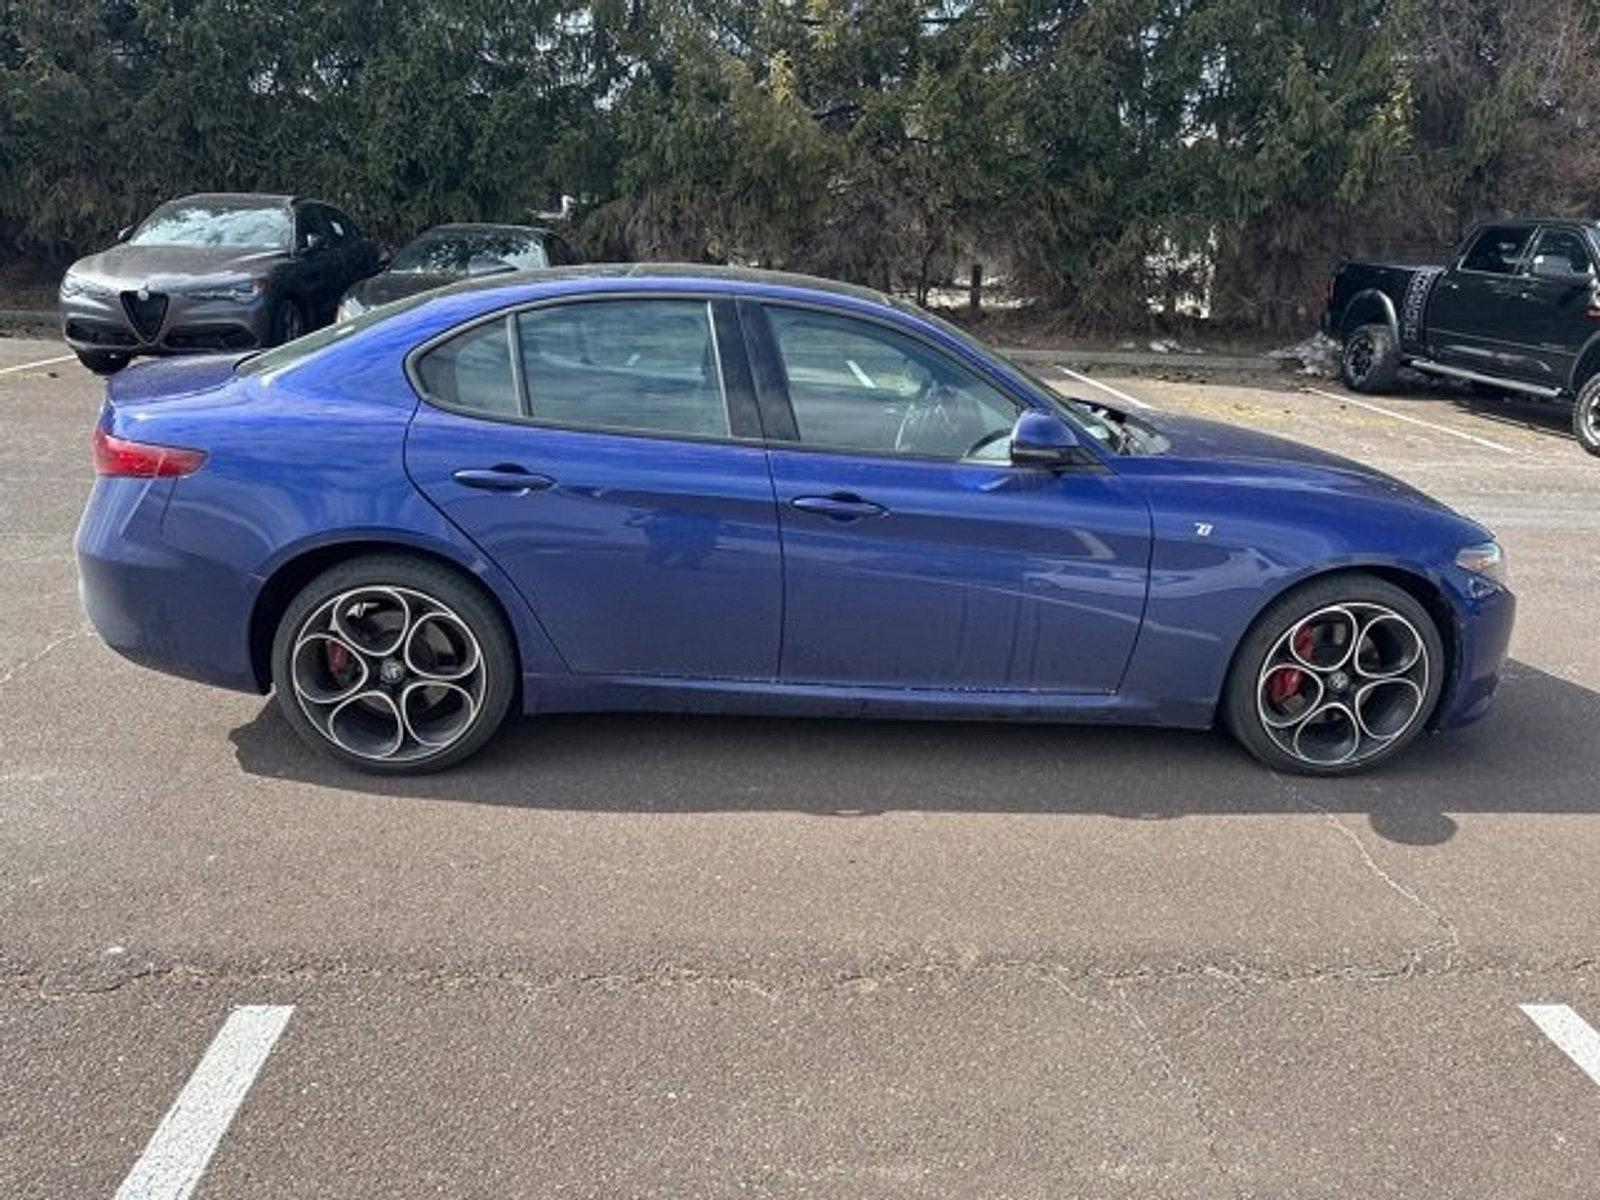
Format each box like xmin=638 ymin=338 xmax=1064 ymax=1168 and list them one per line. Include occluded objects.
xmin=452 ymin=466 xmax=556 ymax=494
xmin=790 ymin=493 xmax=887 ymax=522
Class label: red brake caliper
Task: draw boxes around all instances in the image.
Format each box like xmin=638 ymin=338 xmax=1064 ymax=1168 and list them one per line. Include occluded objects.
xmin=326 ymin=640 xmax=353 ymax=683
xmin=1268 ymin=627 xmax=1315 ymax=708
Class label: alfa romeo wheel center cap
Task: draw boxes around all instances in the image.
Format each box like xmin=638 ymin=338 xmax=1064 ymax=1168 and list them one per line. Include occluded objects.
xmin=379 ymin=657 xmax=405 ymax=686
xmin=1328 ymin=669 xmax=1352 ymax=695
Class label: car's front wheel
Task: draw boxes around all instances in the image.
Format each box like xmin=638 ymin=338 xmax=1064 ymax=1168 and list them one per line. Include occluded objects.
xmin=270 ymin=555 xmax=516 ymax=773
xmin=269 ymin=298 xmax=307 ymax=346
xmin=1224 ymin=574 xmax=1445 ymax=775
xmin=76 ymin=350 xmax=130 ymax=375
xmin=1572 ymin=374 xmax=1600 ymax=457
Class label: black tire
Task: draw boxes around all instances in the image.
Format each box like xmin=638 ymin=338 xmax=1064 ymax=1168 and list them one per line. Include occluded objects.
xmin=1223 ymin=573 xmax=1445 ymax=776
xmin=76 ymin=350 xmax=130 ymax=375
xmin=269 ymin=297 xmax=307 ymax=347
xmin=1340 ymin=323 xmax=1400 ymax=394
xmin=270 ymin=554 xmax=517 ymax=774
xmin=1572 ymin=374 xmax=1600 ymax=457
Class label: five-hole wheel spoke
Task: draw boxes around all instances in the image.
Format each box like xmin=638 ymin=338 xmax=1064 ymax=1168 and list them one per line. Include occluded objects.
xmin=1255 ymin=601 xmax=1429 ymax=769
xmin=289 ymin=585 xmax=488 ymax=765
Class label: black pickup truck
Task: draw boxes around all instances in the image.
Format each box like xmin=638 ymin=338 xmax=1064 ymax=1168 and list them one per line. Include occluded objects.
xmin=1323 ymin=218 xmax=1600 ymax=454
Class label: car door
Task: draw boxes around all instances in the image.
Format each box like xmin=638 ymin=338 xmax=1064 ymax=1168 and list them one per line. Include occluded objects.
xmin=1517 ymin=224 xmax=1599 ymax=388
xmin=1427 ymin=224 xmax=1539 ymax=377
xmin=404 ymin=295 xmax=784 ymax=679
xmin=744 ymin=301 xmax=1151 ymax=693
xmin=291 ymin=204 xmax=339 ymax=324
xmin=322 ymin=205 xmax=378 ymax=292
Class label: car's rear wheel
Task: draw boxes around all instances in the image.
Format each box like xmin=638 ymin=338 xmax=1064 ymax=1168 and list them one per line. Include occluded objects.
xmin=270 ymin=555 xmax=516 ymax=773
xmin=270 ymin=298 xmax=307 ymax=346
xmin=1223 ymin=574 xmax=1445 ymax=775
xmin=1340 ymin=323 xmax=1400 ymax=394
xmin=76 ymin=350 xmax=130 ymax=375
xmin=1572 ymin=374 xmax=1600 ymax=457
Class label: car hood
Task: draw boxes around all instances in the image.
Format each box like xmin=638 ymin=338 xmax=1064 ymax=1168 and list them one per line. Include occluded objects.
xmin=1134 ymin=409 xmax=1456 ymax=513
xmin=347 ymin=271 xmax=459 ymax=308
xmin=69 ymin=244 xmax=291 ymax=291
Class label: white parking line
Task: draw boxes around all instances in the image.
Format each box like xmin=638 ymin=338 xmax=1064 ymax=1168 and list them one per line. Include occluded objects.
xmin=1052 ymin=365 xmax=1154 ymax=410
xmin=114 ymin=1005 xmax=293 ymax=1200
xmin=0 ymin=353 xmax=73 ymax=377
xmin=1521 ymin=1004 xmax=1600 ymax=1088
xmin=1303 ymin=386 xmax=1518 ymax=456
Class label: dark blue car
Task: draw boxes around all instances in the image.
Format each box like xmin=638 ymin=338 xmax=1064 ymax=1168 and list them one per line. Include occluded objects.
xmin=75 ymin=266 xmax=1515 ymax=775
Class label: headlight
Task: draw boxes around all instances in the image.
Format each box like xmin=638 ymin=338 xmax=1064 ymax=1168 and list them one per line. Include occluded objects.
xmin=59 ymin=271 xmax=106 ymax=299
xmin=335 ymin=295 xmax=366 ymax=322
xmin=186 ymin=278 xmax=266 ymax=303
xmin=1455 ymin=540 xmax=1508 ymax=587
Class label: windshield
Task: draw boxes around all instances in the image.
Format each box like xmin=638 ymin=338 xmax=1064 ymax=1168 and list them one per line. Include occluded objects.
xmin=130 ymin=200 xmax=292 ymax=250
xmin=390 ymin=230 xmax=547 ymax=275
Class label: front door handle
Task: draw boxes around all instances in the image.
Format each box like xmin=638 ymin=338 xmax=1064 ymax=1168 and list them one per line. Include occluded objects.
xmin=452 ymin=466 xmax=556 ymax=494
xmin=790 ymin=493 xmax=887 ymax=522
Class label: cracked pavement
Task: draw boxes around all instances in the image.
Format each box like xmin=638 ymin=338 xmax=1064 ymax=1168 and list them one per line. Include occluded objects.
xmin=2 ymin=337 xmax=1599 ymax=1197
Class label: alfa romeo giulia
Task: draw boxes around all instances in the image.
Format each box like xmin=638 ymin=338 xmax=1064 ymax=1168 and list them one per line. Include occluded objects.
xmin=75 ymin=266 xmax=1515 ymax=775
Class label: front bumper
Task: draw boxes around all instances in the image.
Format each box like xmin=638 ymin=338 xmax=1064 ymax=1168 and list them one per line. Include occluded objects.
xmin=61 ymin=288 xmax=273 ymax=357
xmin=1434 ymin=576 xmax=1516 ymax=731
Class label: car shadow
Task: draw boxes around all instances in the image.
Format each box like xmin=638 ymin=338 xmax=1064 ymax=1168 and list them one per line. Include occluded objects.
xmin=229 ymin=660 xmax=1593 ymax=848
xmin=1392 ymin=372 xmax=1576 ymax=442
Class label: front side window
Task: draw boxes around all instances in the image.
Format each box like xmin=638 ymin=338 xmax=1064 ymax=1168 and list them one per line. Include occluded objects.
xmin=765 ymin=306 xmax=1019 ymax=460
xmin=414 ymin=320 xmax=519 ymax=416
xmin=1530 ymin=228 xmax=1594 ymax=277
xmin=515 ymin=300 xmax=729 ymax=437
xmin=1461 ymin=225 xmax=1532 ymax=275
xmin=130 ymin=200 xmax=292 ymax=250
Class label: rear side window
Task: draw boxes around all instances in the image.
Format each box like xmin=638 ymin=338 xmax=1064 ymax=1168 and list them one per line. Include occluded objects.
xmin=514 ymin=300 xmax=728 ymax=437
xmin=1461 ymin=226 xmax=1532 ymax=275
xmin=414 ymin=319 xmax=519 ymax=416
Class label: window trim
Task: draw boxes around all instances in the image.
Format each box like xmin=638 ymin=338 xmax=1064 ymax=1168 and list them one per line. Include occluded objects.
xmin=405 ymin=292 xmax=763 ymax=445
xmin=1456 ymin=223 xmax=1537 ymax=278
xmin=749 ymin=298 xmax=1091 ymax=470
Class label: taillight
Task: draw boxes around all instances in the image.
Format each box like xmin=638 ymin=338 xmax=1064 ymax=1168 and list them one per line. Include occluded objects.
xmin=92 ymin=426 xmax=207 ymax=478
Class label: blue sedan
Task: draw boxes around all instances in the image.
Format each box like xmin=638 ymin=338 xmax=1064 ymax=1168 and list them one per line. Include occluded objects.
xmin=75 ymin=265 xmax=1515 ymax=774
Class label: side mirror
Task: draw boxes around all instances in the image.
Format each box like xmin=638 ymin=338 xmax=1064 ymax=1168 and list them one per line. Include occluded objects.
xmin=116 ymin=225 xmax=133 ymax=243
xmin=1009 ymin=410 xmax=1082 ymax=468
xmin=1531 ymin=256 xmax=1593 ymax=287
xmin=466 ymin=254 xmax=515 ymax=277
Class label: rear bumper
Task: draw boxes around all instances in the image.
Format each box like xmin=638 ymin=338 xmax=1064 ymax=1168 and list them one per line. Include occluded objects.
xmin=1434 ymin=578 xmax=1516 ymax=731
xmin=75 ymin=476 xmax=263 ymax=693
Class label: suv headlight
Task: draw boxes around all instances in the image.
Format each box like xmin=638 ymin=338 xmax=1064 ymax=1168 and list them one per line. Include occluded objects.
xmin=59 ymin=271 xmax=106 ymax=299
xmin=1455 ymin=540 xmax=1508 ymax=587
xmin=186 ymin=278 xmax=266 ymax=303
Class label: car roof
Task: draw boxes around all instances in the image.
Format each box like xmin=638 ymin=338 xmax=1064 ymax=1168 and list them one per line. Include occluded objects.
xmin=164 ymin=192 xmax=297 ymax=208
xmin=436 ymin=262 xmax=896 ymax=309
xmin=413 ymin=222 xmax=554 ymax=238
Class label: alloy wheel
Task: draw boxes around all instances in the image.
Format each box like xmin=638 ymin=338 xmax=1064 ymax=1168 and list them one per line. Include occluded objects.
xmin=1255 ymin=602 xmax=1430 ymax=769
xmin=289 ymin=585 xmax=487 ymax=764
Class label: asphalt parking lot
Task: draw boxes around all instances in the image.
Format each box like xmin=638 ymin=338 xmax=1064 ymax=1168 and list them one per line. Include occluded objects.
xmin=3 ymin=334 xmax=1599 ymax=1198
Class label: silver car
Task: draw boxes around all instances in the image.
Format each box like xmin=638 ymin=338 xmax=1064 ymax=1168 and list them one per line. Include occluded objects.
xmin=59 ymin=192 xmax=380 ymax=374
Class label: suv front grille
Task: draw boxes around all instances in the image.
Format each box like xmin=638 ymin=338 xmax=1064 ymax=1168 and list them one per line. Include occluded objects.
xmin=120 ymin=291 xmax=168 ymax=341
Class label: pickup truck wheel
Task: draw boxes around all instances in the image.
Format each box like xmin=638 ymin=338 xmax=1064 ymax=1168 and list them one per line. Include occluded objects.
xmin=1341 ymin=323 xmax=1400 ymax=394
xmin=1573 ymin=375 xmax=1600 ymax=457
